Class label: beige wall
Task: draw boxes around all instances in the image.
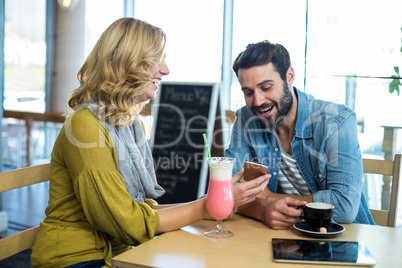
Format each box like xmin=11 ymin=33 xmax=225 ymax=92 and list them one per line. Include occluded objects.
xmin=51 ymin=1 xmax=86 ymax=113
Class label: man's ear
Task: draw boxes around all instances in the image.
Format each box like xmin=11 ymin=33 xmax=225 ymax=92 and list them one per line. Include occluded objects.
xmin=286 ymin=67 xmax=295 ymax=86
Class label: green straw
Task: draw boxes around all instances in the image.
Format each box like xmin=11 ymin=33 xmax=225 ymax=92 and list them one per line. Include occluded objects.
xmin=202 ymin=133 xmax=212 ymax=161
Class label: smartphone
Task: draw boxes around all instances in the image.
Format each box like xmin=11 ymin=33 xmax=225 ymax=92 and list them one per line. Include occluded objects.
xmin=243 ymin=161 xmax=268 ymax=181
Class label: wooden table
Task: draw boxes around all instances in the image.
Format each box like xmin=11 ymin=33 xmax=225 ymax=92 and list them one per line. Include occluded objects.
xmin=112 ymin=214 xmax=402 ymax=268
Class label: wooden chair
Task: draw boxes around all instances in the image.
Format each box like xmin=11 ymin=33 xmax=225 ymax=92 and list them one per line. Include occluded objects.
xmin=0 ymin=163 xmax=50 ymax=260
xmin=363 ymin=154 xmax=401 ymax=227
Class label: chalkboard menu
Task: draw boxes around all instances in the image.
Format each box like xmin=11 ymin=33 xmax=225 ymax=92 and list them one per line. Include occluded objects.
xmin=150 ymin=82 xmax=219 ymax=204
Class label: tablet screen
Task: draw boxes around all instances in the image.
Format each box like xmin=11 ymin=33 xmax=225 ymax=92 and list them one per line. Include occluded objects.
xmin=272 ymin=238 xmax=376 ymax=266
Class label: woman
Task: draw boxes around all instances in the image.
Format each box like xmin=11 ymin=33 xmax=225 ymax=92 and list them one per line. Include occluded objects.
xmin=31 ymin=18 xmax=269 ymax=268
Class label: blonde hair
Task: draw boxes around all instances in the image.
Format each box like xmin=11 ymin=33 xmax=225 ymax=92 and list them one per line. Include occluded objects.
xmin=66 ymin=17 xmax=166 ymax=127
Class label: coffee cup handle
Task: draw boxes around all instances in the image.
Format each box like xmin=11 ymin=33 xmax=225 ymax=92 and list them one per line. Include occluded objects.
xmin=296 ymin=205 xmax=306 ymax=220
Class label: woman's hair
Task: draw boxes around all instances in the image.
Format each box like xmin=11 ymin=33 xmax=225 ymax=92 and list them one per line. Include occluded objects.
xmin=66 ymin=17 xmax=166 ymax=127
xmin=232 ymin=40 xmax=291 ymax=82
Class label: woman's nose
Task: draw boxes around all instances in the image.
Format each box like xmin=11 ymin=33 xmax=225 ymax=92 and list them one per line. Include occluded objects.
xmin=159 ymin=60 xmax=170 ymax=76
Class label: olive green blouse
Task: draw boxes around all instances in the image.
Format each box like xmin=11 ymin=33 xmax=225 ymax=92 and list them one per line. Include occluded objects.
xmin=31 ymin=109 xmax=160 ymax=268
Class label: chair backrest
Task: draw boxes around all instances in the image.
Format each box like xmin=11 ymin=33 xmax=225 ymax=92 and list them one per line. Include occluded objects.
xmin=363 ymin=154 xmax=401 ymax=227
xmin=0 ymin=163 xmax=50 ymax=260
xmin=225 ymin=110 xmax=236 ymax=124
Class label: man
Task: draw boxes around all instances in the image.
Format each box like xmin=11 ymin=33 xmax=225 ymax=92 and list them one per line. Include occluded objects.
xmin=226 ymin=41 xmax=375 ymax=230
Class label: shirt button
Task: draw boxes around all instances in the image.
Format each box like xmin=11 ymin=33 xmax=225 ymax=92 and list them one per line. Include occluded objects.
xmin=274 ymin=148 xmax=279 ymax=151
xmin=273 ymin=172 xmax=277 ymax=175
xmin=319 ymin=174 xmax=322 ymax=178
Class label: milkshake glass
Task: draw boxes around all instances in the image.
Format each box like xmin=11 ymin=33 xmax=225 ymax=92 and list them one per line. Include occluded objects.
xmin=204 ymin=157 xmax=235 ymax=239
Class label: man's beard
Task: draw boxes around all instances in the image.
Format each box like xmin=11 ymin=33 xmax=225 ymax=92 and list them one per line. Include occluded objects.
xmin=258 ymin=84 xmax=293 ymax=128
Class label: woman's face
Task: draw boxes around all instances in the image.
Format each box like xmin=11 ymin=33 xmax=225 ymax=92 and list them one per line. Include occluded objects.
xmin=136 ymin=55 xmax=170 ymax=103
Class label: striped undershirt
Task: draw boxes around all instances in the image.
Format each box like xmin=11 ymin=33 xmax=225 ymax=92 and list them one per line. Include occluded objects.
xmin=277 ymin=149 xmax=312 ymax=196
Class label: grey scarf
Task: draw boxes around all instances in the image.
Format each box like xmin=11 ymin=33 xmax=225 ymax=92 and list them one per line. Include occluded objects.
xmin=87 ymin=102 xmax=165 ymax=202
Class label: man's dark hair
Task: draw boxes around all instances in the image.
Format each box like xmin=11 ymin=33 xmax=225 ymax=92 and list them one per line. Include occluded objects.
xmin=232 ymin=41 xmax=291 ymax=82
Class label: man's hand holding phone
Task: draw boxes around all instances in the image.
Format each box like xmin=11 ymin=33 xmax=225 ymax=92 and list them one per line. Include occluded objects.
xmin=232 ymin=163 xmax=270 ymax=210
xmin=244 ymin=161 xmax=268 ymax=181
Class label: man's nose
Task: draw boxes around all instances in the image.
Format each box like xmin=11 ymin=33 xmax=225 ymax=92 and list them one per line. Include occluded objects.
xmin=253 ymin=90 xmax=265 ymax=107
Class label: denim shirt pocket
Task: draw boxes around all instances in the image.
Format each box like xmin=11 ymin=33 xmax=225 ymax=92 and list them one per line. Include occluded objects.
xmin=314 ymin=160 xmax=327 ymax=186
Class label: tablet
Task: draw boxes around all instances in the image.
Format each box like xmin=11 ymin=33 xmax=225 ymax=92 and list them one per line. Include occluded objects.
xmin=272 ymin=238 xmax=376 ymax=266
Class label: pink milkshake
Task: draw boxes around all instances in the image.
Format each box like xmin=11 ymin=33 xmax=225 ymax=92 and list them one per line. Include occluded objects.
xmin=204 ymin=157 xmax=235 ymax=239
xmin=206 ymin=178 xmax=234 ymax=219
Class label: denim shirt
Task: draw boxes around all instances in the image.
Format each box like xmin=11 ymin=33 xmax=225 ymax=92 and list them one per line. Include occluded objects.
xmin=225 ymin=88 xmax=375 ymax=224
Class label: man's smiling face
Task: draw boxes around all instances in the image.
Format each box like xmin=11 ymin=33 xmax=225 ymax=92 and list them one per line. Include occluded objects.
xmin=238 ymin=62 xmax=294 ymax=127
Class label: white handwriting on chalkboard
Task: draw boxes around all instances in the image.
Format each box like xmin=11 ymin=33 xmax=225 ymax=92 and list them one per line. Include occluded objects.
xmin=165 ymin=86 xmax=194 ymax=102
xmin=194 ymin=87 xmax=211 ymax=105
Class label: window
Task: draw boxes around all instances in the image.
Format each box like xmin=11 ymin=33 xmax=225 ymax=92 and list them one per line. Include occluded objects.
xmin=306 ymin=1 xmax=402 ymax=222
xmin=306 ymin=0 xmax=402 ymax=163
xmin=84 ymin=0 xmax=124 ymax=57
xmin=134 ymin=0 xmax=224 ymax=83
xmin=231 ymin=0 xmax=307 ymax=111
xmin=3 ymin=0 xmax=47 ymax=113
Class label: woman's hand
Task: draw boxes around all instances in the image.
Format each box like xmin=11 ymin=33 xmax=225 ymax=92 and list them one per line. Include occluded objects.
xmin=232 ymin=168 xmax=270 ymax=211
